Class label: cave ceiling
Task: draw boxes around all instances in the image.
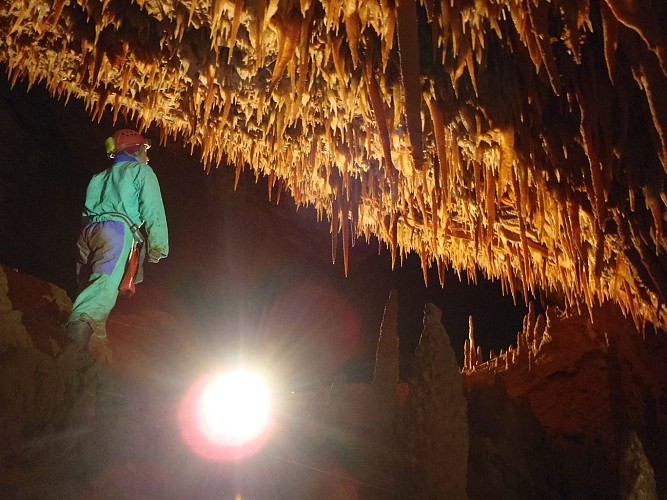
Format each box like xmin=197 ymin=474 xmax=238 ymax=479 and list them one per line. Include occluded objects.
xmin=1 ymin=0 xmax=666 ymax=332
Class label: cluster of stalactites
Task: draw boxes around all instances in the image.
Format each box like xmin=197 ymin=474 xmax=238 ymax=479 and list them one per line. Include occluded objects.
xmin=1 ymin=0 xmax=666 ymax=331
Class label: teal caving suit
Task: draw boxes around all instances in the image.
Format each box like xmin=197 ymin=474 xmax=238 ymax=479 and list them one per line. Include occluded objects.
xmin=68 ymin=153 xmax=169 ymax=338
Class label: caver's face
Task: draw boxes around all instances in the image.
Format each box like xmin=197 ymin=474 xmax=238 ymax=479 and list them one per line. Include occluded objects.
xmin=138 ymin=144 xmax=149 ymax=164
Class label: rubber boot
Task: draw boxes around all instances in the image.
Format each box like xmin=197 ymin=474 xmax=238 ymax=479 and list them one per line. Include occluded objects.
xmin=58 ymin=321 xmax=92 ymax=391
xmin=88 ymin=335 xmax=113 ymax=365
xmin=66 ymin=320 xmax=93 ymax=346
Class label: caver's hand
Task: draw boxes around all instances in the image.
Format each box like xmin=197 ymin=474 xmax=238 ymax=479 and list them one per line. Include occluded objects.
xmin=148 ymin=247 xmax=166 ymax=263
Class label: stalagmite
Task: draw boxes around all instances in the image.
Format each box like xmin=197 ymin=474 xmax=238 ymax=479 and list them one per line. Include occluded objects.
xmin=373 ymin=289 xmax=399 ymax=394
xmin=404 ymin=303 xmax=469 ymax=499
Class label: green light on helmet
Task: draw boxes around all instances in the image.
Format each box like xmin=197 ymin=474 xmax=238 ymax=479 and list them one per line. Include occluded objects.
xmin=104 ymin=136 xmax=116 ymax=156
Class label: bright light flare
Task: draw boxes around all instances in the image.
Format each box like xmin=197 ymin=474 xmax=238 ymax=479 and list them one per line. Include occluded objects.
xmin=197 ymin=370 xmax=271 ymax=446
xmin=179 ymin=369 xmax=273 ymax=461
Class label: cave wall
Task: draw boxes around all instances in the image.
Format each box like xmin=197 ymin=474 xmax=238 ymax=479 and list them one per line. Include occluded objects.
xmin=464 ymin=301 xmax=667 ymax=497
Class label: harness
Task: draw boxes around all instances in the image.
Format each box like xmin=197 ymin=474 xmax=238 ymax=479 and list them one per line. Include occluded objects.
xmin=87 ymin=211 xmax=145 ymax=245
xmin=86 ymin=211 xmax=146 ymax=297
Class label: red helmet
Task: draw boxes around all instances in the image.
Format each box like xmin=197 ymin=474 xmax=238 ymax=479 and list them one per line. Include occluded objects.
xmin=105 ymin=129 xmax=151 ymax=157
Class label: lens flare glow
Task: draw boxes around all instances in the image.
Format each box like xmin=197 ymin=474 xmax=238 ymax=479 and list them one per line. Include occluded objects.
xmin=197 ymin=370 xmax=271 ymax=446
xmin=179 ymin=368 xmax=273 ymax=461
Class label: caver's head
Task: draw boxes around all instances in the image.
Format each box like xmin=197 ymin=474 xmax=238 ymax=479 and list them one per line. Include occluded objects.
xmin=105 ymin=129 xmax=151 ymax=162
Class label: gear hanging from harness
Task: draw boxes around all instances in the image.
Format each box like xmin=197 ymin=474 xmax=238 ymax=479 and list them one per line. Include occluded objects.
xmin=121 ymin=243 xmax=141 ymax=297
xmin=100 ymin=211 xmax=146 ymax=298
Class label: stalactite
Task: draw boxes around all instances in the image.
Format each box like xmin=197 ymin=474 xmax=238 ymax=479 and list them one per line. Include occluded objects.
xmin=227 ymin=0 xmax=245 ymax=64
xmin=512 ymin=173 xmax=530 ymax=305
xmin=294 ymin=5 xmax=314 ymax=121
xmin=419 ymin=242 xmax=429 ymax=287
xmin=426 ymin=92 xmax=449 ymax=196
xmin=396 ymin=0 xmax=424 ymax=171
xmin=331 ymin=194 xmax=339 ymax=265
xmin=525 ymin=0 xmax=562 ymax=96
xmin=343 ymin=8 xmax=360 ymax=70
xmin=269 ymin=9 xmax=302 ymax=94
xmin=364 ymin=56 xmax=398 ymax=203
xmin=390 ymin=212 xmax=398 ymax=269
xmin=342 ymin=194 xmax=350 ymax=277
xmin=506 ymin=256 xmax=517 ymax=305
xmin=378 ymin=0 xmax=395 ymax=72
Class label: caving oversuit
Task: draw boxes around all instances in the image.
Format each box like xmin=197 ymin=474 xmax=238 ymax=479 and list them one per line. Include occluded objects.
xmin=67 ymin=151 xmax=169 ymax=340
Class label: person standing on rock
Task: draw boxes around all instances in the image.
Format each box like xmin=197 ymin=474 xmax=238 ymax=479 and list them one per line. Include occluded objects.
xmin=65 ymin=129 xmax=169 ymax=357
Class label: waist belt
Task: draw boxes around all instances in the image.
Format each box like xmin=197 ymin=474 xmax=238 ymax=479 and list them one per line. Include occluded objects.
xmin=88 ymin=212 xmax=145 ymax=245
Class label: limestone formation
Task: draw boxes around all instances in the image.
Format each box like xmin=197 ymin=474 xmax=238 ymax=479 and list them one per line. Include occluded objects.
xmin=404 ymin=302 xmax=469 ymax=500
xmin=0 ymin=266 xmax=33 ymax=350
xmin=1 ymin=1 xmax=666 ymax=334
xmin=463 ymin=301 xmax=667 ymax=497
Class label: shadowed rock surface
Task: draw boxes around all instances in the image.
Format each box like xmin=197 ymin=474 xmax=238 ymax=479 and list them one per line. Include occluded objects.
xmin=401 ymin=303 xmax=468 ymax=499
xmin=3 ymin=265 xmax=665 ymax=498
